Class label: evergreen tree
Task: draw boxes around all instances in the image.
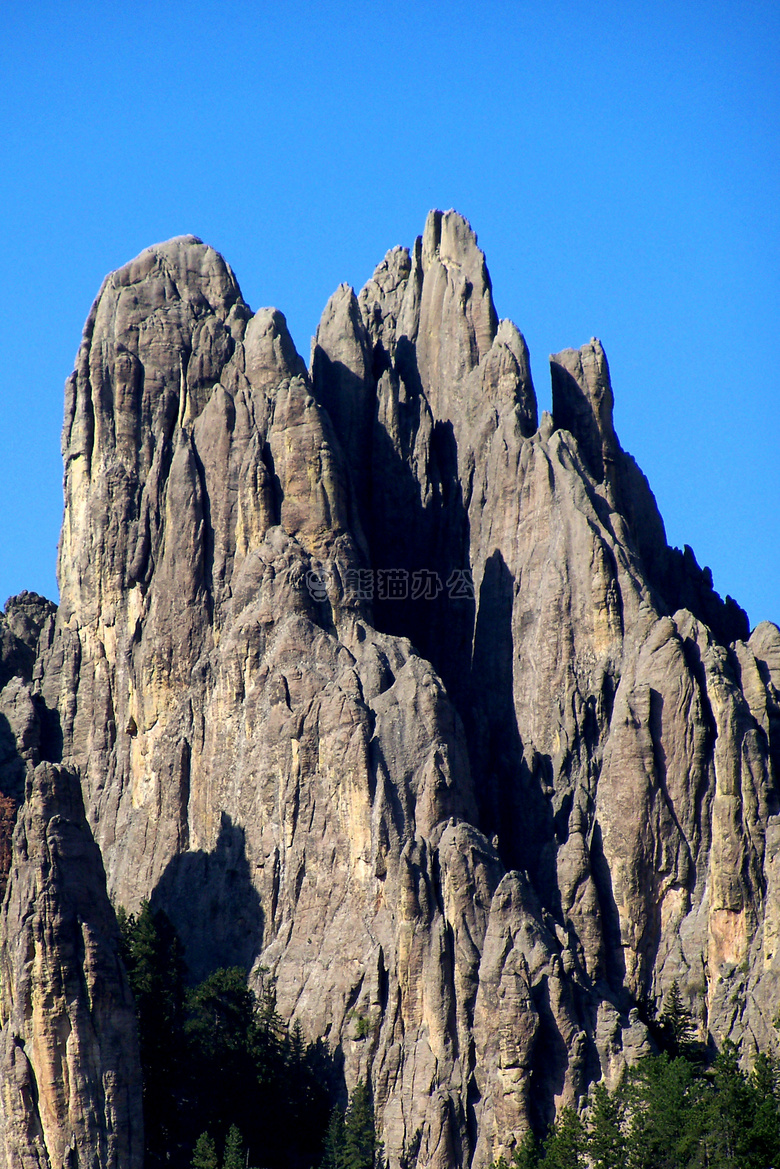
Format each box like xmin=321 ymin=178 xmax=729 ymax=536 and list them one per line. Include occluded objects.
xmin=511 ymin=1130 xmax=541 ymax=1168
xmin=321 ymin=1082 xmax=383 ymax=1169
xmin=622 ymin=1054 xmax=707 ymax=1169
xmin=587 ymin=1082 xmax=625 ymax=1169
xmin=223 ymin=1125 xmax=245 ymax=1169
xmin=704 ymin=1040 xmax=756 ymax=1168
xmin=539 ymin=1106 xmax=585 ymax=1169
xmin=746 ymin=1051 xmax=780 ymax=1168
xmin=191 ymin=1131 xmax=219 ymax=1169
xmin=120 ymin=906 xmax=340 ymax=1169
xmin=120 ymin=901 xmax=187 ymax=1167
xmin=488 ymin=1034 xmax=780 ymax=1169
xmin=185 ymin=967 xmax=259 ymax=1153
xmin=343 ymin=1080 xmax=377 ymax=1169
xmin=657 ymin=981 xmax=695 ymax=1058
xmin=322 ymin=1106 xmax=346 ymax=1169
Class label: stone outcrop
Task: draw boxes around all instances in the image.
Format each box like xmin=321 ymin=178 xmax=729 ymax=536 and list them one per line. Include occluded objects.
xmin=1 ymin=213 xmax=777 ymax=1167
xmin=0 ymin=763 xmax=142 ymax=1169
xmin=0 ymin=593 xmax=57 ymax=898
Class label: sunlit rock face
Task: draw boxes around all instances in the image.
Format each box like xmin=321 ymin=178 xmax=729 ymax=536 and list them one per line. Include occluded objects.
xmin=1 ymin=212 xmax=777 ymax=1168
xmin=0 ymin=762 xmax=143 ymax=1169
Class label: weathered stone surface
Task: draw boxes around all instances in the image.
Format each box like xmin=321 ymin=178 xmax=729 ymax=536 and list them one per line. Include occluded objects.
xmin=0 ymin=593 xmax=57 ymax=900
xmin=0 ymin=594 xmax=56 ymax=691
xmin=0 ymin=763 xmax=142 ymax=1169
xmin=1 ymin=213 xmax=777 ymax=1168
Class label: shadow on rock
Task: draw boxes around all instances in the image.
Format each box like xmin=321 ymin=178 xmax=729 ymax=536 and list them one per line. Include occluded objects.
xmin=151 ymin=813 xmax=263 ymax=984
xmin=469 ymin=550 xmax=557 ymax=893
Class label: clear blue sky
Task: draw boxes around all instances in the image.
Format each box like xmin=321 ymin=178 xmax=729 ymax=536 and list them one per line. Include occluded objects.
xmin=1 ymin=0 xmax=778 ymax=629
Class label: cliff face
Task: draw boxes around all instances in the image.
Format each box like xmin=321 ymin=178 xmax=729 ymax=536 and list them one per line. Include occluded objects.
xmin=1 ymin=212 xmax=778 ymax=1168
xmin=0 ymin=763 xmax=142 ymax=1169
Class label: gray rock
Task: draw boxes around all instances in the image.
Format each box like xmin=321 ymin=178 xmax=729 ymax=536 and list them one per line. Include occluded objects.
xmin=0 ymin=763 xmax=142 ymax=1169
xmin=1 ymin=214 xmax=777 ymax=1168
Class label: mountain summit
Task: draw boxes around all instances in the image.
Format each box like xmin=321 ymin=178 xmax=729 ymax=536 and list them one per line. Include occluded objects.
xmin=0 ymin=211 xmax=777 ymax=1168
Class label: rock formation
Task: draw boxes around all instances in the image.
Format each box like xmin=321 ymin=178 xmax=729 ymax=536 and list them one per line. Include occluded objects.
xmin=0 ymin=763 xmax=142 ymax=1169
xmin=1 ymin=211 xmax=778 ymax=1167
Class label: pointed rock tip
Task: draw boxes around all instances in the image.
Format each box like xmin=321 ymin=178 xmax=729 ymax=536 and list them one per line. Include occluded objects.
xmin=550 ymin=337 xmax=606 ymax=367
xmin=422 ymin=208 xmax=483 ymax=267
xmin=496 ymin=318 xmax=527 ymax=355
xmin=549 ymin=338 xmax=616 ymax=482
xmin=244 ymin=307 xmax=307 ymax=386
xmin=315 ymin=283 xmax=362 ymax=340
xmin=325 ymin=282 xmax=357 ymax=306
xmin=362 ymin=246 xmax=412 ymax=300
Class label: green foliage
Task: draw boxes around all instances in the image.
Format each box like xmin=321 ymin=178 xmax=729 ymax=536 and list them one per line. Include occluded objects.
xmin=119 ymin=900 xmax=186 ymax=1167
xmin=747 ymin=1051 xmax=780 ymax=1167
xmin=538 ymin=1106 xmax=585 ymax=1169
xmin=191 ymin=1131 xmax=218 ymax=1169
xmin=511 ymin=1131 xmax=542 ymax=1168
xmin=355 ymin=1014 xmax=372 ymax=1040
xmin=322 ymin=1107 xmax=347 ymax=1169
xmin=487 ymin=1129 xmax=543 ymax=1169
xmin=657 ymin=981 xmax=696 ymax=1059
xmin=320 ymin=1081 xmax=384 ymax=1169
xmin=622 ymin=1054 xmax=707 ymax=1169
xmin=222 ymin=1125 xmax=245 ymax=1169
xmin=700 ymin=1039 xmax=780 ymax=1168
xmin=587 ymin=1082 xmax=625 ymax=1169
xmin=344 ymin=1080 xmax=379 ymax=1169
xmin=490 ymin=1031 xmax=780 ymax=1169
xmin=119 ymin=906 xmax=335 ymax=1169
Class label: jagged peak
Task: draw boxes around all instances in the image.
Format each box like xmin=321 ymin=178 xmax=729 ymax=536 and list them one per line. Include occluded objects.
xmin=315 ymin=282 xmax=361 ymax=327
xmin=495 ymin=318 xmax=530 ymax=365
xmin=3 ymin=210 xmax=777 ymax=1169
xmin=243 ymin=306 xmax=307 ymax=391
xmin=422 ymin=208 xmax=484 ymax=271
xmin=550 ymin=337 xmax=618 ymax=483
xmin=368 ymin=244 xmax=412 ymax=285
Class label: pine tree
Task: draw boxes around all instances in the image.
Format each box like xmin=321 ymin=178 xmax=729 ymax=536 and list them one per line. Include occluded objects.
xmin=191 ymin=1132 xmax=218 ymax=1169
xmin=658 ymin=981 xmax=695 ymax=1058
xmin=622 ymin=1054 xmax=707 ymax=1169
xmin=587 ymin=1082 xmax=625 ymax=1169
xmin=705 ymin=1040 xmax=754 ymax=1168
xmin=322 ymin=1106 xmax=346 ymax=1169
xmin=746 ymin=1051 xmax=780 ymax=1168
xmin=539 ymin=1106 xmax=585 ymax=1168
xmin=223 ymin=1125 xmax=245 ymax=1169
xmin=511 ymin=1130 xmax=541 ymax=1168
xmin=121 ymin=901 xmax=187 ymax=1167
xmin=343 ymin=1080 xmax=377 ymax=1169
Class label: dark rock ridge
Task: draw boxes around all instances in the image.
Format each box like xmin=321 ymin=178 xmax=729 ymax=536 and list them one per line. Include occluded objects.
xmin=0 ymin=213 xmax=777 ymax=1168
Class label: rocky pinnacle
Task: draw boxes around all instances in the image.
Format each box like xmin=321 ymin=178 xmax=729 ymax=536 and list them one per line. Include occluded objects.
xmin=0 ymin=212 xmax=777 ymax=1168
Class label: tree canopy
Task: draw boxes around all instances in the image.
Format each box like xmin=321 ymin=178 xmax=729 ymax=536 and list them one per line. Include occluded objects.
xmin=119 ymin=902 xmax=335 ymax=1169
xmin=490 ymin=985 xmax=780 ymax=1169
